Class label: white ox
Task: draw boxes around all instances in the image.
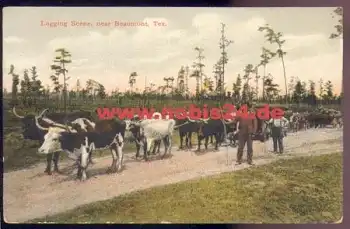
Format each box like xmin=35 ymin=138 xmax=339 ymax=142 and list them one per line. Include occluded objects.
xmin=130 ymin=112 xmax=176 ymax=161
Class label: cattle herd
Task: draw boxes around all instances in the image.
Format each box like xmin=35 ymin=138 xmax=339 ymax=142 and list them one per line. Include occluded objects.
xmin=10 ymin=105 xmax=343 ymax=181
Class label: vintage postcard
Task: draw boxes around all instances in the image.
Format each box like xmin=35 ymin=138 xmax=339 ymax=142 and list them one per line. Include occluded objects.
xmin=2 ymin=7 xmax=343 ymax=223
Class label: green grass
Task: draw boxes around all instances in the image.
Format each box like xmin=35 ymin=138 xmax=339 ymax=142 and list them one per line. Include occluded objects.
xmin=29 ymin=153 xmax=343 ymax=224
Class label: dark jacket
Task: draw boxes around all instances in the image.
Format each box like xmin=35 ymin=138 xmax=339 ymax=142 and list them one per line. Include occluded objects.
xmin=237 ymin=113 xmax=258 ymax=134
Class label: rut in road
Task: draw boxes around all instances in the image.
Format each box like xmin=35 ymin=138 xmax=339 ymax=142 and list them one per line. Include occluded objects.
xmin=3 ymin=128 xmax=343 ymax=223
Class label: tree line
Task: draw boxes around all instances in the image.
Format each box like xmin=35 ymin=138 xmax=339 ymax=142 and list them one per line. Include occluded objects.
xmin=5 ymin=7 xmax=342 ymax=110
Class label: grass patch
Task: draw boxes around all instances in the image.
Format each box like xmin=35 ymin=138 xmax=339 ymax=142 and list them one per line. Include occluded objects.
xmin=29 ymin=153 xmax=343 ymax=224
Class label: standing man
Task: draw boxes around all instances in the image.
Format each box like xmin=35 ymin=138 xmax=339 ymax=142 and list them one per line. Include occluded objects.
xmin=235 ymin=102 xmax=258 ymax=165
xmin=268 ymin=115 xmax=289 ymax=154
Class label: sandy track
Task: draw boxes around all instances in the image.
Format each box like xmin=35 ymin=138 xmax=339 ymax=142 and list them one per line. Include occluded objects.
xmin=3 ymin=128 xmax=343 ymax=223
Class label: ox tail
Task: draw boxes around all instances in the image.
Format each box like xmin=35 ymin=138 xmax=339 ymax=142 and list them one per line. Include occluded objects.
xmin=167 ymin=120 xmax=176 ymax=133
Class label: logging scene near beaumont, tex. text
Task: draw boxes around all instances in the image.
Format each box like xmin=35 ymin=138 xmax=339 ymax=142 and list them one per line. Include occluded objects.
xmin=2 ymin=7 xmax=343 ymax=224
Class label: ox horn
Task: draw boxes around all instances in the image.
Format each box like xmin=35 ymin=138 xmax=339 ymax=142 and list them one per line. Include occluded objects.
xmin=66 ymin=125 xmax=72 ymax=132
xmin=35 ymin=117 xmax=49 ymax=131
xmin=224 ymin=119 xmax=235 ymax=125
xmin=186 ymin=112 xmax=197 ymax=122
xmin=41 ymin=117 xmax=68 ymax=129
xmin=187 ymin=117 xmax=199 ymax=122
xmin=201 ymin=118 xmax=210 ymax=123
xmin=54 ymin=122 xmax=71 ymax=130
xmin=37 ymin=108 xmax=49 ymax=118
xmin=12 ymin=107 xmax=25 ymax=119
xmin=63 ymin=121 xmax=73 ymax=133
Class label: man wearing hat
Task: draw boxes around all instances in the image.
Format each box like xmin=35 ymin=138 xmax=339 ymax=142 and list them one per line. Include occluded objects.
xmin=235 ymin=102 xmax=258 ymax=165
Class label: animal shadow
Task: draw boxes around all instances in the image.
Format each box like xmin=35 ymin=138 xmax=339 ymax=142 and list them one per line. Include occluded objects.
xmin=177 ymin=146 xmax=193 ymax=151
xmin=29 ymin=166 xmax=74 ymax=180
xmin=55 ymin=164 xmax=128 ymax=183
xmin=193 ymin=149 xmax=211 ymax=156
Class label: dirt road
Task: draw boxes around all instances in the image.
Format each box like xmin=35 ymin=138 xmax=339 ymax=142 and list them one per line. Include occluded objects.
xmin=3 ymin=128 xmax=343 ymax=223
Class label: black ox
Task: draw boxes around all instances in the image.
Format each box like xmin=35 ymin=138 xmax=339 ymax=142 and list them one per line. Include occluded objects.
xmin=175 ymin=117 xmax=200 ymax=150
xmin=195 ymin=118 xmax=229 ymax=151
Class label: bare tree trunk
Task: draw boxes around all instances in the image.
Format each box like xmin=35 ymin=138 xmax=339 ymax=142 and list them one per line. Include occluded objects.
xmin=281 ymin=55 xmax=288 ymax=104
xmin=255 ymin=68 xmax=259 ymax=101
xmin=62 ymin=61 xmax=67 ymax=115
xmin=262 ymin=64 xmax=266 ymax=102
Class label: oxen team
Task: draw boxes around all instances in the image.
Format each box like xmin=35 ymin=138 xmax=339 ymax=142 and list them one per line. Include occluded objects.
xmin=11 ymin=105 xmax=342 ymax=181
xmin=286 ymin=107 xmax=343 ymax=132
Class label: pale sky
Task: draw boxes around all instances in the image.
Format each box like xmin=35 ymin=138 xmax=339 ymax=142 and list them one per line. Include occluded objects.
xmin=3 ymin=7 xmax=343 ymax=94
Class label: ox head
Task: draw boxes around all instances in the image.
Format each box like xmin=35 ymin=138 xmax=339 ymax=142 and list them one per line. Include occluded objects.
xmin=36 ymin=118 xmax=77 ymax=154
xmin=37 ymin=128 xmax=66 ymax=155
xmin=69 ymin=118 xmax=96 ymax=132
xmin=12 ymin=107 xmax=51 ymax=140
xmin=127 ymin=119 xmax=143 ymax=139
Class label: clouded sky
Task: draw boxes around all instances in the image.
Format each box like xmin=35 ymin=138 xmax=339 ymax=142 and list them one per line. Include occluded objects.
xmin=3 ymin=7 xmax=343 ymax=94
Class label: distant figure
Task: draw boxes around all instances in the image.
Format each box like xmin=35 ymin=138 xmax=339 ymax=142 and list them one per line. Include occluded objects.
xmin=268 ymin=116 xmax=289 ymax=154
xmin=236 ymin=102 xmax=257 ymax=165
